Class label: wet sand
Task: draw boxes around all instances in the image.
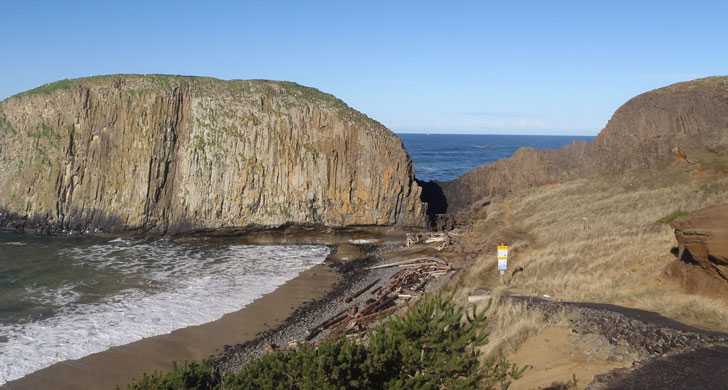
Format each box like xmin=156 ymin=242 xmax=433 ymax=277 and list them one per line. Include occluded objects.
xmin=3 ymin=263 xmax=340 ymax=390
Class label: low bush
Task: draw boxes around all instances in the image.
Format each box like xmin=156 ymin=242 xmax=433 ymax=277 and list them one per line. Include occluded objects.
xmin=129 ymin=295 xmax=525 ymax=389
xmin=656 ymin=210 xmax=690 ymax=224
xmin=128 ymin=361 xmax=219 ymax=390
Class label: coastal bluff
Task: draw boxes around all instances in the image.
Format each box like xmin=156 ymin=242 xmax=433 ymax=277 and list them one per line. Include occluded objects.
xmin=443 ymin=76 xmax=728 ymax=211
xmin=0 ymin=75 xmax=425 ymax=234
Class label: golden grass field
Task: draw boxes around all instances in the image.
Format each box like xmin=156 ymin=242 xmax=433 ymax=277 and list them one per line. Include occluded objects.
xmin=443 ymin=163 xmax=728 ymax=388
xmin=454 ymin=164 xmax=728 ymax=332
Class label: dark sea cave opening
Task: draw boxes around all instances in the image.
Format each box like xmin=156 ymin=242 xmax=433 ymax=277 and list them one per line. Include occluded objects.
xmin=417 ymin=179 xmax=448 ymax=227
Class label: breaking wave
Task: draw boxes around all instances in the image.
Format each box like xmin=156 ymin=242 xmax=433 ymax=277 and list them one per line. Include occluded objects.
xmin=0 ymin=239 xmax=328 ymax=384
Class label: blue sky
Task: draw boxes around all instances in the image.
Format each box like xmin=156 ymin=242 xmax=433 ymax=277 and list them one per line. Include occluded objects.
xmin=1 ymin=1 xmax=726 ymax=135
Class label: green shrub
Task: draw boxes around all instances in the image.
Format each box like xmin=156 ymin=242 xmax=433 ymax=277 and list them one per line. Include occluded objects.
xmin=656 ymin=210 xmax=690 ymax=224
xmin=128 ymin=295 xmax=525 ymax=389
xmin=128 ymin=361 xmax=219 ymax=390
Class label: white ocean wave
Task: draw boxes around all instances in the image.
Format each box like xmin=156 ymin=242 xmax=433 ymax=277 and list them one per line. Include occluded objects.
xmin=0 ymin=242 xmax=328 ymax=385
xmin=24 ymin=284 xmax=81 ymax=307
xmin=2 ymin=242 xmax=27 ymax=246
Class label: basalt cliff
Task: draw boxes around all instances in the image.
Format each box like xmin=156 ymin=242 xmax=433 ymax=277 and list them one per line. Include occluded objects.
xmin=0 ymin=75 xmax=425 ymax=234
xmin=442 ymin=77 xmax=728 ymax=211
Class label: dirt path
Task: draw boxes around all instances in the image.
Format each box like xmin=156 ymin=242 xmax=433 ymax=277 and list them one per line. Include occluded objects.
xmin=508 ymin=326 xmax=632 ymax=390
xmin=501 ymin=293 xmax=728 ymax=389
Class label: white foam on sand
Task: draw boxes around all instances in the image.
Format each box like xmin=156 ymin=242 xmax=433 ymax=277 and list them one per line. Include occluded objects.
xmin=0 ymin=241 xmax=329 ymax=385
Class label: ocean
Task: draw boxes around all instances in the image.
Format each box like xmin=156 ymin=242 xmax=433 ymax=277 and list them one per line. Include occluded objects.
xmin=0 ymin=132 xmax=592 ymax=384
xmin=399 ymin=133 xmax=594 ymax=182
xmin=0 ymin=235 xmax=328 ymax=384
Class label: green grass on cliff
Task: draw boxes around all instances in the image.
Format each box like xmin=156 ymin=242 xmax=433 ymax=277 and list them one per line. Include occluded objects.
xmin=7 ymin=74 xmax=389 ymax=137
xmin=127 ymin=295 xmax=525 ymax=390
xmin=14 ymin=74 xmax=206 ymax=97
xmin=12 ymin=74 xmax=344 ymax=106
xmin=279 ymin=81 xmax=342 ymax=104
xmin=19 ymin=78 xmax=77 ymax=96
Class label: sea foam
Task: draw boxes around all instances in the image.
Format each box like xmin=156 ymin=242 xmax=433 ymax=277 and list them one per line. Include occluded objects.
xmin=0 ymin=240 xmax=328 ymax=385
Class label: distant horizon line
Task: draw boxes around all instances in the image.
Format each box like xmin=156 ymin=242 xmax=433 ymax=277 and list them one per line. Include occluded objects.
xmin=394 ymin=130 xmax=597 ymax=137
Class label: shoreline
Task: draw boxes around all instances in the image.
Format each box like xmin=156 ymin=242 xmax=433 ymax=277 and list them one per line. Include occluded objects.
xmin=3 ymin=262 xmax=341 ymax=390
xmin=214 ymin=242 xmax=452 ymax=374
xmin=0 ymin=227 xmax=426 ymax=389
xmin=214 ymin=245 xmax=408 ymax=374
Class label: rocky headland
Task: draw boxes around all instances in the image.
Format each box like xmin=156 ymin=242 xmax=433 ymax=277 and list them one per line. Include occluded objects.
xmin=441 ymin=77 xmax=728 ymax=212
xmin=437 ymin=77 xmax=728 ymax=388
xmin=0 ymin=75 xmax=425 ymax=235
xmin=4 ymin=75 xmax=728 ymax=389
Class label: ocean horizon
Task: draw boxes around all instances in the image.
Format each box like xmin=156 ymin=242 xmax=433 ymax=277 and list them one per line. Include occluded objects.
xmin=399 ymin=133 xmax=594 ymax=182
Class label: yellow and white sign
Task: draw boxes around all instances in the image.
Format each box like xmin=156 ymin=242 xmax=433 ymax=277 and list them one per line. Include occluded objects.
xmin=497 ymin=245 xmax=509 ymax=274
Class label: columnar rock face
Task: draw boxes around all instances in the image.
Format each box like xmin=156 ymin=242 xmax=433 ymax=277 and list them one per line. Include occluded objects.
xmin=0 ymin=75 xmax=425 ymax=233
xmin=443 ymin=77 xmax=728 ymax=211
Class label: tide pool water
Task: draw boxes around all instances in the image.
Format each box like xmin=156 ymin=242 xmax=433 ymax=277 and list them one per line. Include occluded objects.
xmin=0 ymin=233 xmax=328 ymax=384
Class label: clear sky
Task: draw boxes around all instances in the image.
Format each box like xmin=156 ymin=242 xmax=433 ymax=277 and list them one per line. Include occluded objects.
xmin=1 ymin=1 xmax=726 ymax=135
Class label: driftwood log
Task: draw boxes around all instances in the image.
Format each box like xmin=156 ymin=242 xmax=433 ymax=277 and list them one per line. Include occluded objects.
xmin=312 ymin=256 xmax=453 ymax=340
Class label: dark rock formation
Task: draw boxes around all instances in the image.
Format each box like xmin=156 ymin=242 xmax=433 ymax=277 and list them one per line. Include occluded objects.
xmin=443 ymin=77 xmax=728 ymax=212
xmin=416 ymin=179 xmax=449 ymax=229
xmin=589 ymin=346 xmax=728 ymax=390
xmin=0 ymin=75 xmax=426 ymax=234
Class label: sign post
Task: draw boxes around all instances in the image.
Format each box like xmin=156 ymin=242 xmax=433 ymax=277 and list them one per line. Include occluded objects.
xmin=497 ymin=244 xmax=509 ymax=276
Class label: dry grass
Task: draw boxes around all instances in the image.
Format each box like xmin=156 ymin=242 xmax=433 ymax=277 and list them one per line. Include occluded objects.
xmin=454 ymin=165 xmax=728 ymax=332
xmin=478 ymin=296 xmax=548 ymax=357
xmin=453 ymin=288 xmax=571 ymax=359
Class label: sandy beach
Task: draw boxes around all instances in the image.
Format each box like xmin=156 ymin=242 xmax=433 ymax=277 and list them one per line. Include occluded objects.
xmin=2 ymin=263 xmax=340 ymax=390
xmin=0 ymin=227 xmax=410 ymax=389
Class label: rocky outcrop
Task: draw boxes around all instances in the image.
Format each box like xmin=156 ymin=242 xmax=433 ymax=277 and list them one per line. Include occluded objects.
xmin=672 ymin=204 xmax=728 ymax=283
xmin=0 ymin=75 xmax=425 ymax=234
xmin=442 ymin=77 xmax=728 ymax=211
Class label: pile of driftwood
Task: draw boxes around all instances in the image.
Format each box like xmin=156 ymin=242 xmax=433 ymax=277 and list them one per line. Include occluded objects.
xmin=371 ymin=257 xmax=452 ymax=293
xmin=306 ymin=257 xmax=451 ymax=341
xmin=405 ymin=232 xmax=459 ymax=251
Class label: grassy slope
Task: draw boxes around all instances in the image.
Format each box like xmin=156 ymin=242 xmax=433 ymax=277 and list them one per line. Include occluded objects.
xmin=443 ymin=162 xmax=728 ymax=387
xmin=453 ymin=162 xmax=728 ymax=332
xmin=461 ymin=167 xmax=728 ymax=329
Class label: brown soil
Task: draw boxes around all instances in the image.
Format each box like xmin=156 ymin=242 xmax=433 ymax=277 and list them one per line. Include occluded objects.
xmin=671 ymin=203 xmax=728 ymax=283
xmin=508 ymin=327 xmax=631 ymax=390
xmin=663 ymin=259 xmax=728 ymax=299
